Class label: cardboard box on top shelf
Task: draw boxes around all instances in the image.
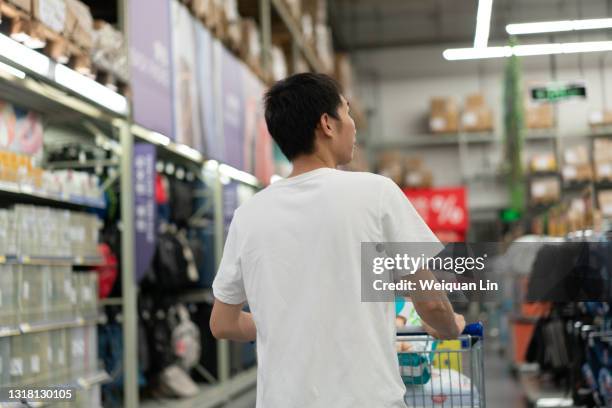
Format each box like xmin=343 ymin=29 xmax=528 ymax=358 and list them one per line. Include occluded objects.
xmin=32 ymin=0 xmax=67 ymax=35
xmin=526 ymin=103 xmax=555 ymax=129
xmin=192 ymin=0 xmax=214 ymax=22
xmin=301 ymin=13 xmax=314 ymax=46
xmin=589 ymin=110 xmax=612 ymax=128
xmin=429 ymin=97 xmax=459 ymax=134
xmin=530 ymin=177 xmax=560 ymax=204
xmin=302 ymin=0 xmax=326 ymax=24
xmin=284 ymin=0 xmax=301 ymax=21
xmin=403 ymin=156 xmax=433 ymax=189
xmin=529 ymin=153 xmax=557 ymax=173
xmin=598 ymin=190 xmax=612 ymax=217
xmin=240 ymin=18 xmax=261 ymax=67
xmin=562 ymin=163 xmax=593 ymax=183
xmin=593 ymin=138 xmax=612 ymax=162
xmin=6 ymin=0 xmax=32 ymax=13
xmin=595 ymin=162 xmax=612 ymax=182
xmin=315 ymin=23 xmax=334 ymax=73
xmin=377 ymin=151 xmax=403 ymax=186
xmin=64 ymin=0 xmax=93 ymax=50
xmin=563 ymin=145 xmax=589 ymax=165
xmin=270 ymin=45 xmax=287 ymax=82
xmin=461 ymin=93 xmax=493 ymax=132
xmin=334 ymin=53 xmax=354 ymax=97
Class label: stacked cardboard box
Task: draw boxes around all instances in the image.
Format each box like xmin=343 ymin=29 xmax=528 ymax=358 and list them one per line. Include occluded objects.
xmin=526 ymin=103 xmax=555 ymax=129
xmin=377 ymin=151 xmax=403 ymax=186
xmin=429 ymin=97 xmax=459 ymax=134
xmin=599 ymin=190 xmax=612 ymax=217
xmin=403 ymin=156 xmax=433 ymax=189
xmin=334 ymin=53 xmax=353 ymax=97
xmin=589 ymin=110 xmax=612 ymax=128
xmin=239 ymin=18 xmax=262 ymax=75
xmin=32 ymin=0 xmax=67 ymax=34
xmin=529 ymin=153 xmax=557 ymax=173
xmin=6 ymin=0 xmax=31 ymax=13
xmin=64 ymin=0 xmax=93 ymax=50
xmin=285 ymin=0 xmax=301 ymax=21
xmin=92 ymin=20 xmax=128 ymax=82
xmin=461 ymin=93 xmax=493 ymax=132
xmin=562 ymin=145 xmax=592 ymax=183
xmin=530 ymin=176 xmax=561 ymax=204
xmin=593 ymin=138 xmax=612 ymax=182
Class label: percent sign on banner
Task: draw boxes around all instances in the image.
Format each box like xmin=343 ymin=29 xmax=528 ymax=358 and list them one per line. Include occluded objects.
xmin=403 ymin=187 xmax=469 ymax=233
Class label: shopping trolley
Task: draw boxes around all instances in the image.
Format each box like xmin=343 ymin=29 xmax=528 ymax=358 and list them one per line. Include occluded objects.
xmin=397 ymin=322 xmax=485 ymax=407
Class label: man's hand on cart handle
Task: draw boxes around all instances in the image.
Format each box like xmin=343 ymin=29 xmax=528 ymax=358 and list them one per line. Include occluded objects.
xmin=422 ymin=313 xmax=465 ymax=340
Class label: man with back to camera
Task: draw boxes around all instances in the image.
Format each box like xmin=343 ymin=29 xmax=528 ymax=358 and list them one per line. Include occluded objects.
xmin=210 ymin=73 xmax=465 ymax=407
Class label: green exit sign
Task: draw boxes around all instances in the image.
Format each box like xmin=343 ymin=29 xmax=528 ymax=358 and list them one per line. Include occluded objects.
xmin=530 ymin=82 xmax=587 ymax=102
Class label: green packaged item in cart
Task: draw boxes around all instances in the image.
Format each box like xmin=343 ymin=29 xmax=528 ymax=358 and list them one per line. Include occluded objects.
xmin=396 ymin=297 xmax=437 ymax=385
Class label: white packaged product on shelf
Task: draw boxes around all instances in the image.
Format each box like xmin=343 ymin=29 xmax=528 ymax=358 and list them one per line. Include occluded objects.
xmin=404 ymin=368 xmax=480 ymax=407
xmin=0 ymin=265 xmax=16 ymax=327
xmin=0 ymin=336 xmax=9 ymax=386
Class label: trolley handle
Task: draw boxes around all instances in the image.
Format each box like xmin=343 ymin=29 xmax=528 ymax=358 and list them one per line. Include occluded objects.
xmin=397 ymin=322 xmax=484 ymax=339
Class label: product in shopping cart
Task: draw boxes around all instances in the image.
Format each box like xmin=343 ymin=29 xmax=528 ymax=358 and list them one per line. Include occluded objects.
xmin=404 ymin=368 xmax=480 ymax=407
xmin=396 ymin=297 xmax=438 ymax=385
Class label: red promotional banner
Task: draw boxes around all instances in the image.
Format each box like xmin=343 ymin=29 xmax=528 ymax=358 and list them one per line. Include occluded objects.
xmin=402 ymin=187 xmax=469 ymax=233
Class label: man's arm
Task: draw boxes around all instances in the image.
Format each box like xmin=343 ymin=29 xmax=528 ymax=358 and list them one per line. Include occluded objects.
xmin=210 ymin=299 xmax=257 ymax=342
xmin=404 ymin=268 xmax=465 ymax=340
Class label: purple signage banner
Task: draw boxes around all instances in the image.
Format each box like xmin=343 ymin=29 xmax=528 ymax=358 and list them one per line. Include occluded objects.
xmin=221 ymin=47 xmax=245 ymax=170
xmin=129 ymin=0 xmax=174 ymax=138
xmin=133 ymin=143 xmax=157 ymax=282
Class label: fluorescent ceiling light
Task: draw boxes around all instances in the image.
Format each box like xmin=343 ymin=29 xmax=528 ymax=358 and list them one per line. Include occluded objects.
xmin=507 ymin=18 xmax=612 ymax=35
xmin=0 ymin=33 xmax=50 ymax=76
xmin=174 ymin=143 xmax=203 ymax=163
xmin=443 ymin=46 xmax=511 ymax=60
xmin=219 ymin=163 xmax=260 ymax=187
xmin=444 ymin=40 xmax=612 ymax=60
xmin=0 ymin=61 xmax=26 ymax=79
xmin=148 ymin=131 xmax=170 ymax=146
xmin=474 ymin=0 xmax=493 ymax=48
xmin=54 ymin=64 xmax=128 ymax=115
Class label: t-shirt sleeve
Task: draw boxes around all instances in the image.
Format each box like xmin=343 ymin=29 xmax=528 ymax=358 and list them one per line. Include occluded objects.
xmin=212 ymin=212 xmax=247 ymax=305
xmin=379 ymin=177 xmax=444 ymax=264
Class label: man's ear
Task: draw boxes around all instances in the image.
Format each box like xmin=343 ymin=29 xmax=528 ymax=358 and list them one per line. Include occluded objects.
xmin=318 ymin=113 xmax=334 ymax=138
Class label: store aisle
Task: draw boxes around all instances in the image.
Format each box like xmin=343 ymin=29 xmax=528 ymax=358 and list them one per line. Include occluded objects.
xmin=484 ymin=347 xmax=527 ymax=408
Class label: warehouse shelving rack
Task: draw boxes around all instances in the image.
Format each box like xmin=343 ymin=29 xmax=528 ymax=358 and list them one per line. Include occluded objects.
xmin=0 ymin=0 xmax=329 ymax=406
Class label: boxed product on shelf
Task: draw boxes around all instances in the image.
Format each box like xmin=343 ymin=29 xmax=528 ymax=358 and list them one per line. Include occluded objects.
xmin=530 ymin=177 xmax=561 ymax=204
xmin=6 ymin=0 xmax=32 ymax=13
xmin=10 ymin=333 xmax=27 ymax=385
xmin=32 ymin=0 xmax=68 ymax=35
xmin=563 ymin=145 xmax=589 ymax=165
xmin=301 ymin=13 xmax=314 ymax=46
xmin=64 ymin=0 xmax=94 ymax=50
xmin=75 ymin=272 xmax=98 ymax=318
xmin=47 ymin=266 xmax=73 ymax=322
xmin=271 ymin=45 xmax=288 ymax=81
xmin=302 ymin=0 xmax=327 ymax=24
xmin=284 ymin=0 xmax=301 ymax=21
xmin=377 ymin=151 xmax=403 ymax=186
xmin=25 ymin=331 xmax=50 ymax=385
xmin=403 ymin=156 xmax=433 ymax=188
xmin=85 ymin=324 xmax=97 ymax=374
xmin=240 ymin=18 xmax=261 ymax=67
xmin=92 ymin=20 xmax=129 ymax=82
xmin=334 ymin=53 xmax=354 ymax=98
xmin=599 ymin=190 xmax=612 ymax=217
xmin=315 ymin=23 xmax=334 ymax=72
xmin=0 ymin=209 xmax=18 ymax=255
xmin=526 ymin=103 xmax=555 ymax=129
xmin=0 ymin=265 xmax=16 ymax=327
xmin=49 ymin=328 xmax=69 ymax=382
xmin=461 ymin=93 xmax=493 ymax=132
xmin=589 ymin=110 xmax=612 ymax=127
xmin=593 ymin=138 xmax=612 ymax=162
xmin=21 ymin=265 xmax=46 ymax=323
xmin=595 ymin=162 xmax=612 ymax=181
xmin=529 ymin=153 xmax=557 ymax=173
xmin=429 ymin=97 xmax=459 ymax=134
xmin=562 ymin=164 xmax=592 ymax=183
xmin=0 ymin=336 xmax=9 ymax=386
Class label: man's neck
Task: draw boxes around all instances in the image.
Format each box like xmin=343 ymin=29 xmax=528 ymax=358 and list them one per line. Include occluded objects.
xmin=289 ymin=154 xmax=336 ymax=178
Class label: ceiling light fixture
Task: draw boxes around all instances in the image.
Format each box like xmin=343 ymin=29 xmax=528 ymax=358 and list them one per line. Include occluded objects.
xmin=474 ymin=0 xmax=494 ymax=48
xmin=443 ymin=40 xmax=612 ymax=60
xmin=507 ymin=18 xmax=612 ymax=35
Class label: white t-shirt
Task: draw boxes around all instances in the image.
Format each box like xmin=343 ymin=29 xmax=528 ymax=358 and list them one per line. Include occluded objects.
xmin=212 ymin=167 xmax=442 ymax=408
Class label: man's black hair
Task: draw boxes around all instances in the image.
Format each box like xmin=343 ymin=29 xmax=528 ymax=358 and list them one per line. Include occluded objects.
xmin=264 ymin=73 xmax=343 ymax=160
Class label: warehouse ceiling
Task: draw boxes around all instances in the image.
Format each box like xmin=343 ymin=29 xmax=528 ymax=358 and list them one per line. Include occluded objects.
xmin=329 ymin=0 xmax=612 ymax=51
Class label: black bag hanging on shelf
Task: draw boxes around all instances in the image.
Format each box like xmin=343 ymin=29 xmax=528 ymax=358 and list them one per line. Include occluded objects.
xmin=169 ymin=179 xmax=194 ymax=228
xmin=142 ymin=223 xmax=199 ymax=293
